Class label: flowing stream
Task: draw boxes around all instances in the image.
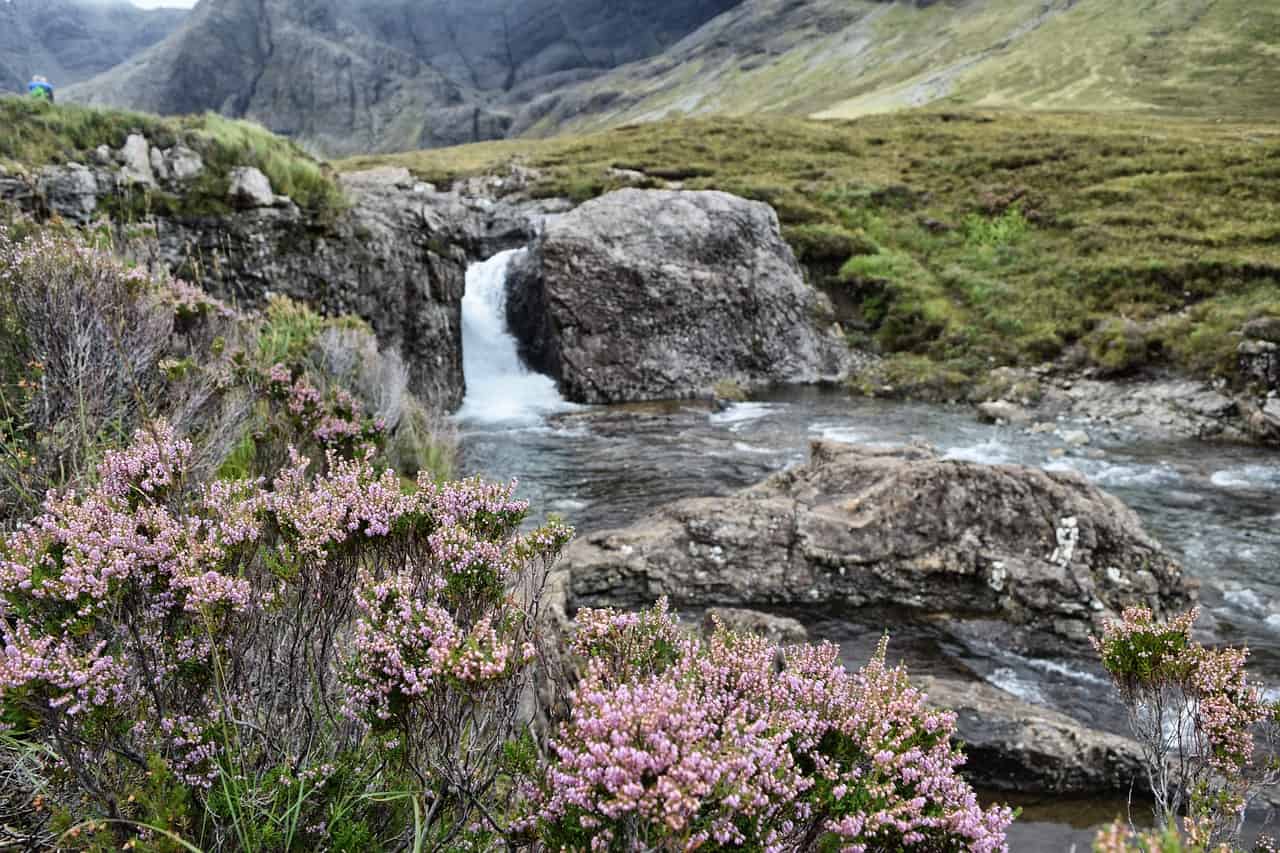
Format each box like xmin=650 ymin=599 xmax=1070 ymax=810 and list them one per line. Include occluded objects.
xmin=455 ymin=258 xmax=1280 ymax=849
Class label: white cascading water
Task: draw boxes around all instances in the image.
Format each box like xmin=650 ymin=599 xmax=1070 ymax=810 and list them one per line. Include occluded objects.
xmin=456 ymin=249 xmax=572 ymax=424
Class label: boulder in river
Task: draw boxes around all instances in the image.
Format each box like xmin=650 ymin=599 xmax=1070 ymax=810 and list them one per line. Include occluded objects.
xmin=918 ymin=676 xmax=1145 ymax=795
xmin=563 ymin=440 xmax=1192 ymax=648
xmin=506 ymin=188 xmax=851 ymax=404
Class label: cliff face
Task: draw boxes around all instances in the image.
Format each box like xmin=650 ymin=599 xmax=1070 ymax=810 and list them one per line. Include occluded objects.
xmin=65 ymin=0 xmax=745 ymax=155
xmin=0 ymin=0 xmax=185 ymax=94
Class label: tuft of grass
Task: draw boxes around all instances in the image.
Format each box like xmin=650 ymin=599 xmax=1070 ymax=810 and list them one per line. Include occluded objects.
xmin=343 ymin=110 xmax=1280 ymax=388
xmin=0 ymin=97 xmax=344 ymax=218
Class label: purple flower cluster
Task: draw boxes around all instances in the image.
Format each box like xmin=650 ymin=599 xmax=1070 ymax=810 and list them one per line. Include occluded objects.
xmin=0 ymin=420 xmax=571 ymax=831
xmin=264 ymin=363 xmax=384 ymax=454
xmin=532 ymin=601 xmax=1013 ymax=852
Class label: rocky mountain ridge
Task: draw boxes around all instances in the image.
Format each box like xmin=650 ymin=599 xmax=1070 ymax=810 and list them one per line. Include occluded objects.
xmin=65 ymin=0 xmax=745 ymax=155
xmin=63 ymin=0 xmax=1280 ymax=156
xmin=0 ymin=0 xmax=185 ymax=94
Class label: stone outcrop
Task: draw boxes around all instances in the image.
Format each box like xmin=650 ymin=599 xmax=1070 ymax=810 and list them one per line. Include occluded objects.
xmin=1240 ymin=319 xmax=1280 ymax=393
xmin=2 ymin=158 xmax=472 ymax=410
xmin=506 ymin=188 xmax=850 ymax=404
xmin=918 ymin=677 xmax=1145 ymax=795
xmin=227 ymin=166 xmax=276 ymax=208
xmin=562 ymin=440 xmax=1191 ymax=647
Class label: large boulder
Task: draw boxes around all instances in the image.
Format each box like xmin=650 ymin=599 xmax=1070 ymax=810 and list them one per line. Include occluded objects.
xmin=36 ymin=164 xmax=99 ymax=224
xmin=506 ymin=188 xmax=850 ymax=404
xmin=563 ymin=440 xmax=1192 ymax=647
xmin=918 ymin=677 xmax=1145 ymax=795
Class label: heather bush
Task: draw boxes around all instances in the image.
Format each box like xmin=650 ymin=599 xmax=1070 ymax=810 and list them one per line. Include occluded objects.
xmin=0 ymin=225 xmax=249 ymax=524
xmin=0 ymin=421 xmax=571 ymax=850
xmin=526 ymin=600 xmax=1013 ymax=852
xmin=1094 ymin=607 xmax=1280 ymax=850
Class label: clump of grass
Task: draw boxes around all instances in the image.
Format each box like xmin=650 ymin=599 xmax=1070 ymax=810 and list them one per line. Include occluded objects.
xmin=1084 ymin=318 xmax=1156 ymax=376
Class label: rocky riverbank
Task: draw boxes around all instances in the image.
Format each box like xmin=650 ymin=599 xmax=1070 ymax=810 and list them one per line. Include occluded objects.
xmin=540 ymin=438 xmax=1195 ymax=798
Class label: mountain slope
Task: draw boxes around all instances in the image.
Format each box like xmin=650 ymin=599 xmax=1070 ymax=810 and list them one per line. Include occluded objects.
xmin=0 ymin=0 xmax=186 ymax=94
xmin=65 ymin=0 xmax=1280 ymax=155
xmin=65 ymin=0 xmax=745 ymax=155
xmin=523 ymin=0 xmax=1280 ymax=136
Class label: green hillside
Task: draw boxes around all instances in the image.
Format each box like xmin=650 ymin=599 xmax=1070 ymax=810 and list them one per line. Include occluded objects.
xmin=346 ymin=109 xmax=1280 ymax=395
xmin=525 ymin=0 xmax=1280 ymax=138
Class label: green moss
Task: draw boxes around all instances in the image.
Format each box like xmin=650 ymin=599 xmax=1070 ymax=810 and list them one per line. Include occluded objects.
xmin=712 ymin=379 xmax=748 ymax=402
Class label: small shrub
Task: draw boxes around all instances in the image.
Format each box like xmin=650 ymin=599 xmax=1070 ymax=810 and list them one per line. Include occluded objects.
xmin=1086 ymin=318 xmax=1157 ymax=375
xmin=1094 ymin=607 xmax=1280 ymax=850
xmin=963 ymin=206 xmax=1030 ymax=249
xmin=526 ymin=601 xmax=1014 ymax=851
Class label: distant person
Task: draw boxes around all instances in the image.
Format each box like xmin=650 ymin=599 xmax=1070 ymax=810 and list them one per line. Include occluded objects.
xmin=27 ymin=75 xmax=54 ymax=103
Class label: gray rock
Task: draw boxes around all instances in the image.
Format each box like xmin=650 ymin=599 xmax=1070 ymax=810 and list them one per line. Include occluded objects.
xmin=36 ymin=164 xmax=98 ymax=224
xmin=563 ymin=440 xmax=1191 ymax=649
xmin=149 ymin=146 xmax=170 ymax=182
xmin=1242 ymin=317 xmax=1280 ymax=344
xmin=702 ymin=608 xmax=808 ymax=644
xmin=977 ymin=399 xmax=1031 ymax=426
xmin=119 ymin=134 xmax=155 ymax=187
xmin=506 ymin=188 xmax=850 ymax=404
xmin=1061 ymin=429 xmax=1091 ymax=447
xmin=1173 ymin=387 xmax=1237 ymax=419
xmin=164 ymin=147 xmax=205 ymax=182
xmin=918 ymin=677 xmax=1146 ymax=795
xmin=1246 ymin=398 xmax=1280 ymax=442
xmin=227 ymin=167 xmax=275 ymax=208
xmin=93 ymin=144 xmax=115 ymax=166
xmin=1240 ymin=339 xmax=1280 ymax=391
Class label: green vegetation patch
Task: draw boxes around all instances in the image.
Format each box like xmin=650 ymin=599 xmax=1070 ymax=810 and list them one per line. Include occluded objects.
xmin=0 ymin=98 xmax=344 ymax=217
xmin=345 ymin=110 xmax=1280 ymax=387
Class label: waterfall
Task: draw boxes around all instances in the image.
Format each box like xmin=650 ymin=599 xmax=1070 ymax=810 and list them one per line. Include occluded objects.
xmin=456 ymin=249 xmax=571 ymax=424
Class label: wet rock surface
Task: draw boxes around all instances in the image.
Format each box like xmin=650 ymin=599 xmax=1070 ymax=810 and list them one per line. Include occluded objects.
xmin=562 ymin=439 xmax=1192 ymax=649
xmin=974 ymin=367 xmax=1276 ymax=446
xmin=918 ymin=676 xmax=1145 ymax=795
xmin=506 ymin=188 xmax=851 ymax=404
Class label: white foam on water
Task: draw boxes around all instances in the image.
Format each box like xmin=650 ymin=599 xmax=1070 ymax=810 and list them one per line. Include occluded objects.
xmin=732 ymin=441 xmax=777 ymax=455
xmin=456 ymin=250 xmax=575 ymax=425
xmin=985 ymin=667 xmax=1047 ymax=704
xmin=810 ymin=421 xmax=872 ymax=445
xmin=710 ymin=402 xmax=777 ymax=428
xmin=1049 ymin=459 xmax=1183 ymax=489
xmin=943 ymin=436 xmax=1014 ymax=465
xmin=1224 ymin=587 xmax=1269 ymax=616
xmin=1211 ymin=465 xmax=1280 ymax=490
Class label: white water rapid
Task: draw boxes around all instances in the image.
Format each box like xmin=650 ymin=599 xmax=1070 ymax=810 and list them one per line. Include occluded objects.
xmin=456 ymin=249 xmax=572 ymax=424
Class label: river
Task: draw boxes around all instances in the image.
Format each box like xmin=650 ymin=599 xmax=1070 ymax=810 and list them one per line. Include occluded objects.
xmin=455 ymin=251 xmax=1280 ymax=849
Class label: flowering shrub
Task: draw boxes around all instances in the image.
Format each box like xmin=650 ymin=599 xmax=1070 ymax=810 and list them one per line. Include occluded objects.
xmin=0 ymin=421 xmax=570 ymax=850
xmin=1094 ymin=607 xmax=1280 ymax=849
xmin=527 ymin=600 xmax=1013 ymax=852
xmin=262 ymin=362 xmax=385 ymax=459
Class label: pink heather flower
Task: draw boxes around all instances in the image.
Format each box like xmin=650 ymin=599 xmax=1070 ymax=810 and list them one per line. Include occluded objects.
xmin=532 ymin=609 xmax=1012 ymax=851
